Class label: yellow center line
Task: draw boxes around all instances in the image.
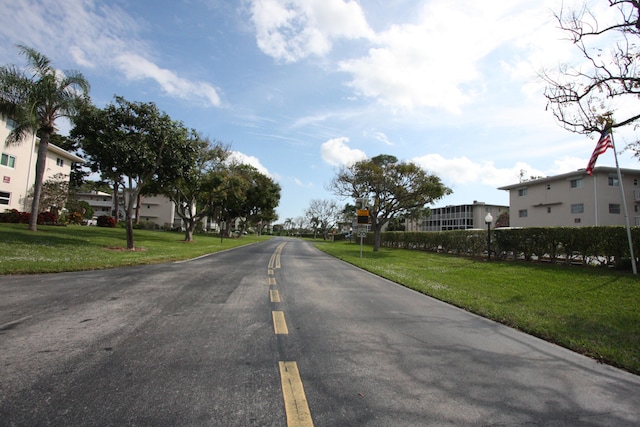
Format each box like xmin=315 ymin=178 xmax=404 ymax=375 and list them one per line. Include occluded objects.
xmin=269 ymin=277 xmax=276 ymax=285
xmin=272 ymin=311 xmax=289 ymax=334
xmin=270 ymin=289 xmax=281 ymax=303
xmin=268 ymin=268 xmax=275 ymax=276
xmin=279 ymin=361 xmax=314 ymax=427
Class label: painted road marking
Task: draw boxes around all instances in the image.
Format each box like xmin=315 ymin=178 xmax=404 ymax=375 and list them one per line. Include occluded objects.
xmin=270 ymin=289 xmax=281 ymax=303
xmin=272 ymin=311 xmax=289 ymax=334
xmin=269 ymin=277 xmax=276 ymax=285
xmin=268 ymin=242 xmax=287 ymax=269
xmin=279 ymin=361 xmax=314 ymax=427
xmin=268 ymin=268 xmax=274 ymax=275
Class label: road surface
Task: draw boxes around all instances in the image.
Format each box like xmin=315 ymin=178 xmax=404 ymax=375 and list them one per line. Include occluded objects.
xmin=1 ymin=237 xmax=639 ymax=426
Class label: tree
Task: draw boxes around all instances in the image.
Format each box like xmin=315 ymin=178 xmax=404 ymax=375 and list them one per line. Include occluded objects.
xmin=208 ymin=163 xmax=281 ymax=237
xmin=23 ymin=173 xmax=69 ymax=216
xmin=330 ymin=154 xmax=452 ymax=251
xmin=305 ymin=199 xmax=340 ymax=240
xmin=543 ymin=1 xmax=640 ymax=140
xmin=149 ymin=134 xmax=229 ymax=242
xmin=0 ymin=45 xmax=90 ymax=231
xmin=72 ymin=96 xmax=196 ymax=249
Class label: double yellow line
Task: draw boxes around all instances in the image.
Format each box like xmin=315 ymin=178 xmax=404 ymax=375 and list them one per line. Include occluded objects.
xmin=269 ymin=243 xmax=314 ymax=427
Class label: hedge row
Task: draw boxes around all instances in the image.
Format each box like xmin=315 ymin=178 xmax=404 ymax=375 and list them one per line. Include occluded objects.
xmin=0 ymin=209 xmax=58 ymax=225
xmin=367 ymin=227 xmax=640 ymax=268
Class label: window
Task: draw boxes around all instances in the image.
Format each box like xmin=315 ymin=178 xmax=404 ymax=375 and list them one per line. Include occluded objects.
xmin=570 ymin=178 xmax=584 ymax=189
xmin=1 ymin=153 xmax=15 ymax=168
xmin=5 ymin=118 xmax=16 ymax=130
xmin=0 ymin=191 xmax=9 ymax=205
xmin=546 ymin=184 xmax=551 ymax=190
xmin=609 ymin=204 xmax=621 ymax=214
xmin=56 ymin=157 xmax=64 ymax=167
xmin=518 ymin=209 xmax=528 ymax=218
xmin=571 ymin=203 xmax=584 ymax=214
xmin=608 ymin=176 xmax=620 ymax=186
xmin=547 ymin=207 xmax=552 ymax=213
xmin=574 ymin=218 xmax=581 ymax=224
xmin=518 ymin=188 xmax=528 ymax=196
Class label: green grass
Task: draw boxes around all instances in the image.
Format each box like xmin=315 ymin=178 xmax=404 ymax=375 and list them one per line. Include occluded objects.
xmin=0 ymin=223 xmax=270 ymax=274
xmin=314 ymin=240 xmax=640 ymax=375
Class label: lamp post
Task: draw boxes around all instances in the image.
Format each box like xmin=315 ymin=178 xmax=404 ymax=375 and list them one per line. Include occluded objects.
xmin=485 ymin=213 xmax=493 ymax=261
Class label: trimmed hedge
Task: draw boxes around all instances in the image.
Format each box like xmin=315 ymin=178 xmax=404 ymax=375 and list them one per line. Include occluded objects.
xmin=0 ymin=209 xmax=58 ymax=225
xmin=365 ymin=227 xmax=640 ymax=269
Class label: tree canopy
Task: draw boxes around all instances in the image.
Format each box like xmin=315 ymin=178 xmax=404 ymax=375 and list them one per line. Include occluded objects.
xmin=72 ymin=96 xmax=196 ymax=249
xmin=543 ymin=1 xmax=640 ymax=141
xmin=330 ymin=154 xmax=452 ymax=251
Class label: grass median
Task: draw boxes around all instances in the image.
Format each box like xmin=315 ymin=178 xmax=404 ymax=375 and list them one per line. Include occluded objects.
xmin=0 ymin=223 xmax=270 ymax=274
xmin=313 ymin=239 xmax=640 ymax=375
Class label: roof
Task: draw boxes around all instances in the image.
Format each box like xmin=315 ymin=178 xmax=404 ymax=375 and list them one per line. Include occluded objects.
xmin=497 ymin=166 xmax=640 ymax=190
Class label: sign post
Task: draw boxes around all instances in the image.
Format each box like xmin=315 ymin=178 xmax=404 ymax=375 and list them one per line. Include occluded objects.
xmin=356 ymin=209 xmax=369 ymax=258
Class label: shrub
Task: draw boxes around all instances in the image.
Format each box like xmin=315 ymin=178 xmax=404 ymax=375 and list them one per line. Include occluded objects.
xmin=37 ymin=211 xmax=58 ymax=224
xmin=97 ymin=215 xmax=117 ymax=228
xmin=0 ymin=209 xmax=29 ymax=224
xmin=65 ymin=211 xmax=85 ymax=225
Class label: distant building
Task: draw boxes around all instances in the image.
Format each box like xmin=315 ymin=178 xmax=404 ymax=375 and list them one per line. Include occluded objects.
xmin=406 ymin=201 xmax=508 ymax=232
xmin=76 ymin=190 xmax=113 ymax=218
xmin=498 ymin=167 xmax=640 ymax=227
xmin=1 ymin=115 xmax=83 ymax=212
xmin=78 ymin=189 xmax=187 ymax=229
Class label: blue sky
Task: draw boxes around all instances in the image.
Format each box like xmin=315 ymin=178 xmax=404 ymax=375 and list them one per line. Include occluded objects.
xmin=1 ymin=0 xmax=638 ymax=221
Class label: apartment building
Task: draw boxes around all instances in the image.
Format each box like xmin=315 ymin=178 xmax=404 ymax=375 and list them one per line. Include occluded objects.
xmin=406 ymin=201 xmax=508 ymax=232
xmin=1 ymin=116 xmax=83 ymax=212
xmin=77 ymin=190 xmax=185 ymax=228
xmin=498 ymin=167 xmax=640 ymax=227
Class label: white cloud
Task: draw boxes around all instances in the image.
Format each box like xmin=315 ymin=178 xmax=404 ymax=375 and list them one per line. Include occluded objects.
xmin=228 ymin=151 xmax=271 ymax=176
xmin=250 ymin=0 xmax=373 ymax=62
xmin=413 ymin=152 xmax=595 ymax=189
xmin=0 ymin=0 xmax=222 ymax=108
xmin=320 ymin=137 xmax=368 ymax=166
xmin=338 ymin=0 xmax=563 ymax=112
xmin=115 ymin=54 xmax=222 ymax=107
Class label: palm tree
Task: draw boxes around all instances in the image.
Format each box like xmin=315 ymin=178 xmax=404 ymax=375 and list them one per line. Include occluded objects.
xmin=0 ymin=45 xmax=90 ymax=231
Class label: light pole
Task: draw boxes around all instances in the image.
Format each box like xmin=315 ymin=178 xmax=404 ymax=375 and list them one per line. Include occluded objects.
xmin=485 ymin=213 xmax=493 ymax=261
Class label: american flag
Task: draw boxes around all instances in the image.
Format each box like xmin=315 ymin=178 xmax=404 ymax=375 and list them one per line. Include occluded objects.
xmin=586 ymin=129 xmax=614 ymax=175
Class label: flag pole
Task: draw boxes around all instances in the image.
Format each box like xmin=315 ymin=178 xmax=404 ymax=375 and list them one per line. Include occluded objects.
xmin=610 ymin=129 xmax=637 ymax=275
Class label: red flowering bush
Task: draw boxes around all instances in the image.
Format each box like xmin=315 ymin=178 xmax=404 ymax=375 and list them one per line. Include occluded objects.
xmin=97 ymin=215 xmax=117 ymax=228
xmin=0 ymin=209 xmax=29 ymax=223
xmin=37 ymin=211 xmax=58 ymax=224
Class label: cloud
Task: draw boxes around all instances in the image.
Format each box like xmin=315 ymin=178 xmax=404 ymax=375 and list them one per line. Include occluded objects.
xmin=320 ymin=137 xmax=368 ymax=167
xmin=250 ymin=0 xmax=373 ymax=62
xmin=116 ymin=54 xmax=222 ymax=107
xmin=228 ymin=151 xmax=271 ymax=176
xmin=413 ymin=152 xmax=593 ymax=189
xmin=0 ymin=0 xmax=221 ymax=108
xmin=338 ymin=0 xmax=564 ymax=112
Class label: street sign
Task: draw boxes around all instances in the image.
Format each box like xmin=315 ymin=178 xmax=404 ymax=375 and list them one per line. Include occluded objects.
xmin=357 ymin=209 xmax=369 ymax=224
xmin=357 ymin=230 xmax=367 ymax=238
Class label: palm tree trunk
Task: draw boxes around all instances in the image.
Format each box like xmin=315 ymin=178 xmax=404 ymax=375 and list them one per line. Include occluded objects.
xmin=29 ymin=133 xmax=50 ymax=231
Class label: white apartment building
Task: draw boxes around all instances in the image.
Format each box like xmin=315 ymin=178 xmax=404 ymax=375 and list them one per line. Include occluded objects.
xmin=498 ymin=167 xmax=640 ymax=227
xmin=406 ymin=201 xmax=509 ymax=232
xmin=77 ymin=190 xmax=186 ymax=229
xmin=1 ymin=115 xmax=83 ymax=212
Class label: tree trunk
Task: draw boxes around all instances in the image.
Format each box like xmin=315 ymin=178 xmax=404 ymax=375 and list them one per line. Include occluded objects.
xmin=373 ymin=227 xmax=382 ymax=251
xmin=125 ymin=216 xmax=135 ymax=250
xmin=184 ymin=217 xmax=195 ymax=242
xmin=29 ymin=133 xmax=50 ymax=231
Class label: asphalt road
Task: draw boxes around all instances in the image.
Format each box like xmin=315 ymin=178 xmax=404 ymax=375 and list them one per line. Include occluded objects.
xmin=1 ymin=237 xmax=639 ymax=426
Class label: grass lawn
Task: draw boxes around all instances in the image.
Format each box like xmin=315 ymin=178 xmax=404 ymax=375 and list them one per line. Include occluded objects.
xmin=0 ymin=223 xmax=270 ymax=274
xmin=313 ymin=239 xmax=640 ymax=375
